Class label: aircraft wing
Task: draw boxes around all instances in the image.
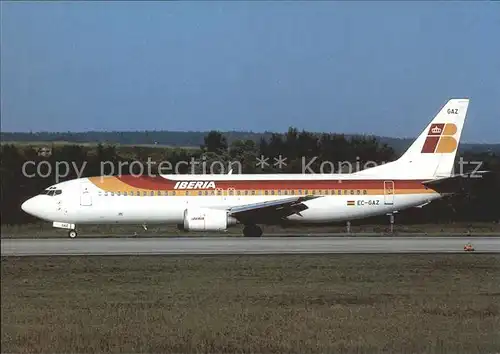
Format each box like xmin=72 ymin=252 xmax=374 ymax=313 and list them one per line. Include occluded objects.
xmin=422 ymin=171 xmax=490 ymax=194
xmin=227 ymin=195 xmax=320 ymax=224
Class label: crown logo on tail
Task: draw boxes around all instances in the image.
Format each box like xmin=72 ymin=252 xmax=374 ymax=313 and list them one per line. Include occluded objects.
xmin=431 ymin=126 xmax=442 ymax=134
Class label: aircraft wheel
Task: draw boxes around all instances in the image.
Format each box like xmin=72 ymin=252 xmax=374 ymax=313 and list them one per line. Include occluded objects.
xmin=68 ymin=229 xmax=77 ymax=238
xmin=243 ymin=225 xmax=263 ymax=237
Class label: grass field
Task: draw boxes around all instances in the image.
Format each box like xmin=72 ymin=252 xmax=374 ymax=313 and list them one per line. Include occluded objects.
xmin=2 ymin=254 xmax=499 ymax=353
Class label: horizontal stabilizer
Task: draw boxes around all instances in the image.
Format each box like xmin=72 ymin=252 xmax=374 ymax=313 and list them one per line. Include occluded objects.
xmin=422 ymin=171 xmax=490 ymax=194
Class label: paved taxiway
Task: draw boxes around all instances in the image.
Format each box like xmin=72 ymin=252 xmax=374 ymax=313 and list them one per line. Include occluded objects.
xmin=2 ymin=237 xmax=500 ymax=256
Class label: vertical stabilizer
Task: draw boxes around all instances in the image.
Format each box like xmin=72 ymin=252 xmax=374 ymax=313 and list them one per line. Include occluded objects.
xmin=355 ymin=98 xmax=470 ymax=179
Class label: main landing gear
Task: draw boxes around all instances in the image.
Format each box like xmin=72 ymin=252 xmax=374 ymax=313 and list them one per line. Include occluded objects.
xmin=243 ymin=225 xmax=263 ymax=237
xmin=68 ymin=229 xmax=77 ymax=238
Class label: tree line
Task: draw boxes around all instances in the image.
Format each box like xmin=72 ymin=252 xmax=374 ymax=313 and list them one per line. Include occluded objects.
xmin=1 ymin=129 xmax=499 ymax=226
xmin=2 ymin=130 xmax=499 ymax=155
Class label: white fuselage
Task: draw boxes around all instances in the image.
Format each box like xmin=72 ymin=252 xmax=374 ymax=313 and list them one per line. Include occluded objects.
xmin=22 ymin=174 xmax=441 ymax=227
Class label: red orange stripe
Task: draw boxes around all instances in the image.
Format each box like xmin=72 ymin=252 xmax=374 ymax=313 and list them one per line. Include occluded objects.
xmin=88 ymin=176 xmax=435 ymax=195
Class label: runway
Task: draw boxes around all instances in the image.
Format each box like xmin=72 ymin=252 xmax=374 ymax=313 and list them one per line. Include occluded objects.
xmin=2 ymin=237 xmax=500 ymax=256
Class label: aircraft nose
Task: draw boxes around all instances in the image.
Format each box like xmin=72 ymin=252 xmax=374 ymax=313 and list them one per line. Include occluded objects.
xmin=21 ymin=197 xmax=39 ymax=216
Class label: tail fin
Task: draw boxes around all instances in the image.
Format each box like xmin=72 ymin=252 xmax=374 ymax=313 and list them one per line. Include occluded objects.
xmin=356 ymin=98 xmax=470 ymax=179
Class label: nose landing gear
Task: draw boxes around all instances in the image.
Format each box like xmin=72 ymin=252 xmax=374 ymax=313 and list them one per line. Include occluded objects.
xmin=52 ymin=222 xmax=77 ymax=238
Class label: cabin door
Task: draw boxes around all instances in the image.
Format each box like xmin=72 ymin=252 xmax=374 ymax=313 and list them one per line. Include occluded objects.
xmin=80 ymin=180 xmax=92 ymax=206
xmin=383 ymin=181 xmax=395 ymax=205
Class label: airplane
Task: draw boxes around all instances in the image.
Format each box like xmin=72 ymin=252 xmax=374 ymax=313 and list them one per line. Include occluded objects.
xmin=21 ymin=98 xmax=474 ymax=238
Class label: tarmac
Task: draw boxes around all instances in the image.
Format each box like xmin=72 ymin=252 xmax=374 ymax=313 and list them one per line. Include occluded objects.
xmin=2 ymin=236 xmax=500 ymax=256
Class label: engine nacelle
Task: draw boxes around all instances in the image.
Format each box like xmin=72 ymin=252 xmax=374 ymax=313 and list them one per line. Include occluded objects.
xmin=183 ymin=208 xmax=237 ymax=231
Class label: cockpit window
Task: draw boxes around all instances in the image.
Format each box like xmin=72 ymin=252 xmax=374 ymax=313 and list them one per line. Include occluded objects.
xmin=40 ymin=189 xmax=62 ymax=196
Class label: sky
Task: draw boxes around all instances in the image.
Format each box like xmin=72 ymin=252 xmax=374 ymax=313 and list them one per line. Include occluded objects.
xmin=1 ymin=1 xmax=499 ymax=143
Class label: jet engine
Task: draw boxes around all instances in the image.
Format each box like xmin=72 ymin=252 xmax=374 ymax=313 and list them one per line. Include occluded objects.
xmin=183 ymin=208 xmax=237 ymax=231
